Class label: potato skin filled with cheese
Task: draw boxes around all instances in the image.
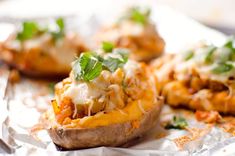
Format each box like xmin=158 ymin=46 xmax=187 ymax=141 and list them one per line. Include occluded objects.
xmin=0 ymin=19 xmax=87 ymax=77
xmin=47 ymin=47 xmax=163 ymax=149
xmin=152 ymin=39 xmax=235 ymax=115
xmin=95 ymin=7 xmax=165 ymax=62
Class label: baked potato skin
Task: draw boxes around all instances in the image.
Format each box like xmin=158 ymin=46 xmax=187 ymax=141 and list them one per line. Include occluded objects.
xmin=48 ymin=97 xmax=163 ymax=149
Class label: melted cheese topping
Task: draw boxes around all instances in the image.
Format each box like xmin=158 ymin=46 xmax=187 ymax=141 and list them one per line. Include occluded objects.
xmin=6 ymin=33 xmax=78 ymax=66
xmin=61 ymin=60 xmax=139 ymax=106
xmin=171 ymin=45 xmax=235 ymax=84
xmin=63 ymin=71 xmax=110 ymax=105
xmin=97 ymin=21 xmax=144 ymax=43
xmin=123 ymin=60 xmax=140 ymax=78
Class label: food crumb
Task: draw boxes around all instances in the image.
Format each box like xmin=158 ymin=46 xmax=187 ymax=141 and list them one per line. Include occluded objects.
xmin=173 ymin=126 xmax=212 ymax=149
xmin=195 ymin=110 xmax=222 ymax=123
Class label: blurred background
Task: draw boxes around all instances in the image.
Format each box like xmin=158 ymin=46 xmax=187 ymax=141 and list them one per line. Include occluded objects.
xmin=158 ymin=0 xmax=235 ymax=35
xmin=0 ymin=0 xmax=234 ymax=35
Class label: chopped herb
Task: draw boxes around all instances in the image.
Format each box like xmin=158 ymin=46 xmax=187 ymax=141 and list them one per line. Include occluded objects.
xmin=72 ymin=49 xmax=128 ymax=81
xmin=48 ymin=82 xmax=55 ymax=94
xmin=212 ymin=63 xmax=234 ymax=74
xmin=103 ymin=57 xmax=126 ymax=72
xmin=218 ymin=47 xmax=234 ymax=63
xmin=103 ymin=49 xmax=129 ymax=72
xmin=121 ymin=7 xmax=151 ymax=25
xmin=113 ymin=48 xmax=129 ymax=62
xmin=56 ymin=17 xmax=65 ymax=31
xmin=51 ymin=17 xmax=65 ymax=41
xmin=16 ymin=18 xmax=65 ymax=42
xmin=16 ymin=21 xmax=40 ymax=41
xmin=102 ymin=41 xmax=114 ymax=52
xmin=165 ymin=116 xmax=188 ymax=130
xmin=184 ymin=50 xmax=194 ymax=61
xmin=205 ymin=45 xmax=216 ymax=63
xmin=223 ymin=37 xmax=235 ymax=52
xmin=72 ymin=53 xmax=103 ymax=81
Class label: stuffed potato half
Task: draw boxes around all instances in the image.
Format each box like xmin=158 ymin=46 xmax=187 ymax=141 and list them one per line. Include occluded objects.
xmin=47 ymin=45 xmax=163 ymax=149
xmin=95 ymin=7 xmax=165 ymax=62
xmin=152 ymin=39 xmax=235 ymax=114
xmin=0 ymin=18 xmax=87 ymax=77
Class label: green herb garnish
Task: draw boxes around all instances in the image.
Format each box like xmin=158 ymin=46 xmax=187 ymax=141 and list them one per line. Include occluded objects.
xmin=56 ymin=17 xmax=65 ymax=31
xmin=184 ymin=50 xmax=194 ymax=61
xmin=16 ymin=21 xmax=40 ymax=41
xmin=102 ymin=48 xmax=129 ymax=72
xmin=103 ymin=57 xmax=127 ymax=72
xmin=16 ymin=17 xmax=65 ymax=42
xmin=165 ymin=116 xmax=188 ymax=130
xmin=72 ymin=49 xmax=128 ymax=81
xmin=113 ymin=48 xmax=129 ymax=62
xmin=223 ymin=37 xmax=235 ymax=52
xmin=212 ymin=63 xmax=234 ymax=74
xmin=51 ymin=17 xmax=65 ymax=40
xmin=102 ymin=41 xmax=114 ymax=52
xmin=121 ymin=7 xmax=151 ymax=25
xmin=72 ymin=53 xmax=103 ymax=81
xmin=48 ymin=82 xmax=55 ymax=94
xmin=205 ymin=45 xmax=216 ymax=63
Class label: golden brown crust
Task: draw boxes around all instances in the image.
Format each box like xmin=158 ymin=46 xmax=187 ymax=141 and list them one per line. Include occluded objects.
xmin=48 ymin=99 xmax=163 ymax=149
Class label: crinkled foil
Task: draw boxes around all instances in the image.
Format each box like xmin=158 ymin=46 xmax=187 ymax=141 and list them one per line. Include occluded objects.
xmin=1 ymin=5 xmax=234 ymax=156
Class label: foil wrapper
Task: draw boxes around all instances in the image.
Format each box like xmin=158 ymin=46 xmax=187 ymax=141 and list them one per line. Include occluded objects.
xmin=0 ymin=5 xmax=234 ymax=156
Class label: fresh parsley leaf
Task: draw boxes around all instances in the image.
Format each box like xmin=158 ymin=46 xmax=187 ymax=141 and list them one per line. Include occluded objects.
xmin=48 ymin=82 xmax=55 ymax=94
xmin=72 ymin=48 xmax=129 ymax=81
xmin=102 ymin=41 xmax=114 ymax=52
xmin=103 ymin=57 xmax=125 ymax=72
xmin=16 ymin=21 xmax=39 ymax=41
xmin=72 ymin=53 xmax=103 ymax=81
xmin=212 ymin=63 xmax=234 ymax=74
xmin=51 ymin=17 xmax=65 ymax=41
xmin=56 ymin=17 xmax=65 ymax=31
xmin=51 ymin=31 xmax=64 ymax=40
xmin=103 ymin=49 xmax=129 ymax=72
xmin=121 ymin=7 xmax=151 ymax=25
xmin=223 ymin=37 xmax=235 ymax=52
xmin=113 ymin=48 xmax=129 ymax=62
xmin=131 ymin=8 xmax=147 ymax=24
xmin=165 ymin=116 xmax=188 ymax=130
xmin=218 ymin=47 xmax=235 ymax=63
xmin=16 ymin=18 xmax=65 ymax=42
xmin=184 ymin=50 xmax=194 ymax=61
xmin=205 ymin=45 xmax=216 ymax=63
